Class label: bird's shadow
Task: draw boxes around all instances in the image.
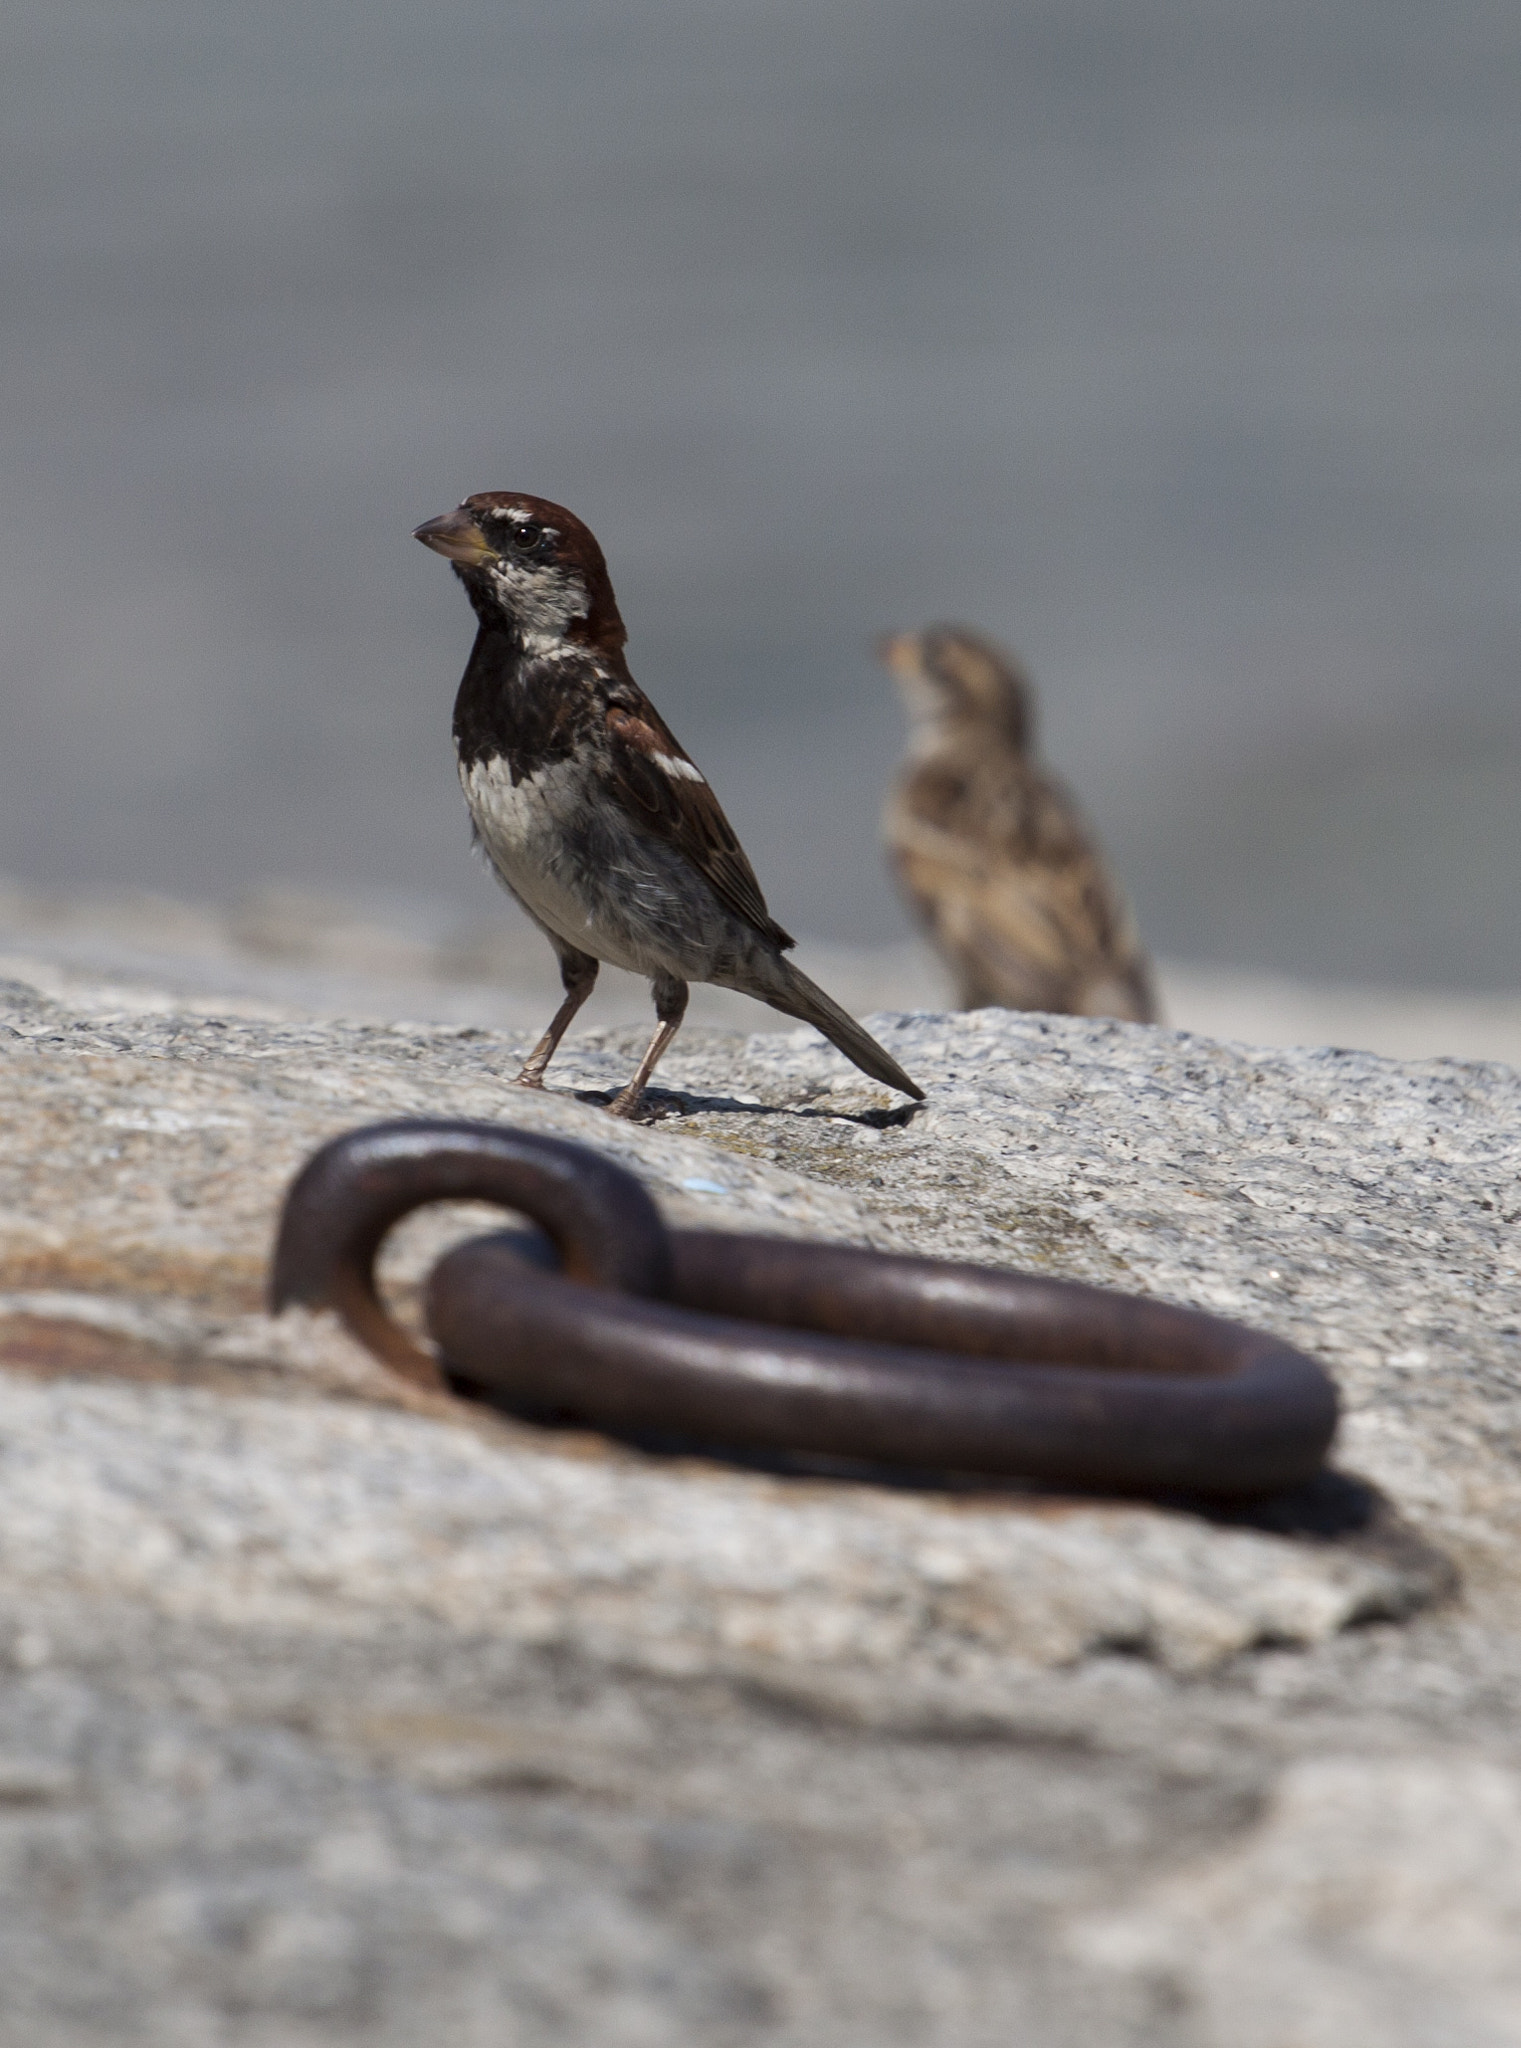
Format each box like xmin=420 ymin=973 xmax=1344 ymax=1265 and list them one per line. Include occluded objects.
xmin=566 ymin=1084 xmax=927 ymax=1129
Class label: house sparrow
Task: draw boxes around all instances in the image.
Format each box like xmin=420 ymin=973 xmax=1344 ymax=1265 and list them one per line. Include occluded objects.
xmin=414 ymin=491 xmax=923 ymax=1115
xmin=879 ymin=625 xmax=1158 ymax=1024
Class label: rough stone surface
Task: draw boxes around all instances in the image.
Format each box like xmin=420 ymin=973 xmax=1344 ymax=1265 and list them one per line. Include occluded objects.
xmin=1069 ymin=1754 xmax=1521 ymax=2047
xmin=0 ymin=961 xmax=1518 ymax=2044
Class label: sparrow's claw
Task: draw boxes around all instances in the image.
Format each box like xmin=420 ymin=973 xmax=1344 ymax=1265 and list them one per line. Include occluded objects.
xmin=509 ymin=1070 xmax=547 ymax=1090
xmin=604 ymin=1087 xmax=647 ymax=1119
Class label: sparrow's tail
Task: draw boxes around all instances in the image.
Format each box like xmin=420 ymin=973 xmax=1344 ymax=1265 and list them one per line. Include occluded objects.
xmin=760 ymin=960 xmax=925 ymax=1101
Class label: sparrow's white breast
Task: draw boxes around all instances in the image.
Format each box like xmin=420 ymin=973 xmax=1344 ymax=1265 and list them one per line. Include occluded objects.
xmin=459 ymin=753 xmax=649 ymax=972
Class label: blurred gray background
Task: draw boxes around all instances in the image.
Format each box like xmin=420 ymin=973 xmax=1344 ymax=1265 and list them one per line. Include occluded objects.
xmin=4 ymin=0 xmax=1519 ymax=987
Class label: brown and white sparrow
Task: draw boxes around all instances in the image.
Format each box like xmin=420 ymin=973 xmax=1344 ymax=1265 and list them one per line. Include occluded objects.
xmin=414 ymin=491 xmax=923 ymax=1115
xmin=879 ymin=625 xmax=1158 ymax=1024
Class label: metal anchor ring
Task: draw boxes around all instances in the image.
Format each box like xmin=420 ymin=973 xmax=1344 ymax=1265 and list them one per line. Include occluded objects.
xmin=270 ymin=1119 xmax=1339 ymax=1498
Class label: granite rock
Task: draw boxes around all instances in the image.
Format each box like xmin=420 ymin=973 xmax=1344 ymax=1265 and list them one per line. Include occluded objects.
xmin=0 ymin=966 xmax=1518 ymax=2044
xmin=1069 ymin=1754 xmax=1521 ymax=2046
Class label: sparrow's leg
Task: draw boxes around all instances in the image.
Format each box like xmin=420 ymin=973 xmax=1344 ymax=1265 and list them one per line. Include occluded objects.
xmin=512 ymin=943 xmax=599 ymax=1089
xmin=607 ymin=973 xmax=689 ymax=1118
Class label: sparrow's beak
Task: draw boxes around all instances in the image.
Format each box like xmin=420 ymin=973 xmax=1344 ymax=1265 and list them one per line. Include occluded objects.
xmin=876 ymin=630 xmax=923 ymax=678
xmin=413 ymin=508 xmax=497 ymax=566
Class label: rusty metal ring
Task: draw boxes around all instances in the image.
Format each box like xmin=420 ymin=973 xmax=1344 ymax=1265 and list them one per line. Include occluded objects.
xmin=271 ymin=1119 xmax=1339 ymax=1498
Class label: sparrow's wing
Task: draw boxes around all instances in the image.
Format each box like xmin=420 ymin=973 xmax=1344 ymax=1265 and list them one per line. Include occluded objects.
xmin=970 ymin=863 xmax=1153 ymax=1016
xmin=603 ymin=694 xmax=796 ymax=950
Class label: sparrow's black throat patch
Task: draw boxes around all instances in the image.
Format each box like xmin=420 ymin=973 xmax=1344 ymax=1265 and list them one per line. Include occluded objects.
xmin=451 ymin=628 xmax=606 ymax=784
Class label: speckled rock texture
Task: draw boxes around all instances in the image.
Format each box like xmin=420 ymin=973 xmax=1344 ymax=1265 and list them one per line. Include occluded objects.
xmin=0 ymin=964 xmax=1518 ymax=2046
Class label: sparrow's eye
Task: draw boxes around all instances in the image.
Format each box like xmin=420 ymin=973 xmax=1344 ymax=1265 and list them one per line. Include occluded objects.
xmin=513 ymin=522 xmax=542 ymax=552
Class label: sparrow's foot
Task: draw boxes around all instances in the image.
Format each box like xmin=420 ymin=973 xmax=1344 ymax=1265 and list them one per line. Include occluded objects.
xmin=509 ymin=1069 xmax=547 ymax=1090
xmin=604 ymin=1084 xmax=649 ymax=1119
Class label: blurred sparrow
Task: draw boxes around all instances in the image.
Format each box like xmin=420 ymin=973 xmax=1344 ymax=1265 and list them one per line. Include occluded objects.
xmin=879 ymin=625 xmax=1157 ymax=1023
xmin=414 ymin=492 xmax=923 ymax=1115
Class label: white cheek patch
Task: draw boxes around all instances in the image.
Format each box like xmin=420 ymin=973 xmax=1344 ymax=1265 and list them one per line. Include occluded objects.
xmin=653 ymin=751 xmax=706 ymax=784
xmin=484 ymin=561 xmax=589 ymax=644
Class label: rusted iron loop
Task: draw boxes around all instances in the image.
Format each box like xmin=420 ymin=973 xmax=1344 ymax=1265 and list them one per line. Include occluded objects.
xmin=271 ymin=1118 xmax=1339 ymax=1498
xmin=270 ymin=1119 xmax=671 ymax=1386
